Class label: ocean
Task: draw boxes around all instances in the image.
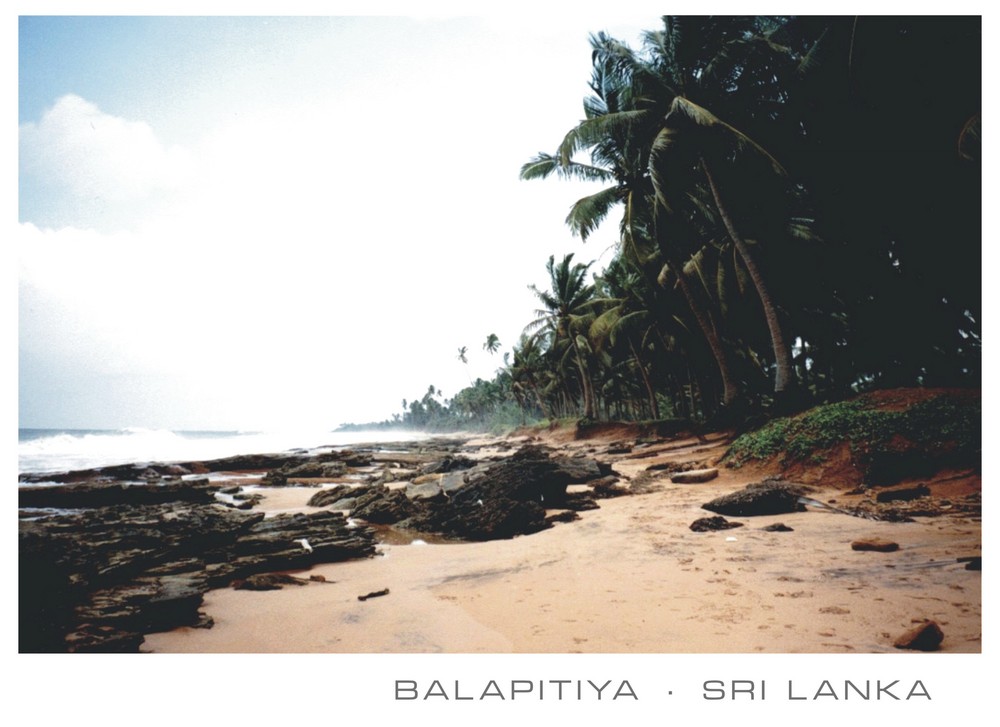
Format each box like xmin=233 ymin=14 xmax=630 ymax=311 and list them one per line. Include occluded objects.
xmin=17 ymin=427 xmax=429 ymax=476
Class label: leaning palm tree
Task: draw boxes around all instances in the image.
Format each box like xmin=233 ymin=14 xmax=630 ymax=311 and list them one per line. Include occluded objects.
xmin=642 ymin=16 xmax=806 ymax=405
xmin=521 ymin=31 xmax=743 ymax=409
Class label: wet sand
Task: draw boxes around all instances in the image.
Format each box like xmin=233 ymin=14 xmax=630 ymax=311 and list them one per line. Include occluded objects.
xmin=144 ymin=435 xmax=981 ymax=654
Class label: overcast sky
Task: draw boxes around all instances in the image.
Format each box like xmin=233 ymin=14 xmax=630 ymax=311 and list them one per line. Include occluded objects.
xmin=17 ymin=12 xmax=660 ymax=431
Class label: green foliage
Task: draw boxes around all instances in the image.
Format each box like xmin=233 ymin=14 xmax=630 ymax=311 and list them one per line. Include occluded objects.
xmin=725 ymin=393 xmax=981 ymax=468
xmin=373 ymin=17 xmax=981 ymax=431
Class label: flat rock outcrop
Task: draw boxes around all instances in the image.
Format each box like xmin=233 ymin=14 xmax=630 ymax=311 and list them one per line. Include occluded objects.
xmin=19 ymin=502 xmax=376 ymax=653
xmin=19 ymin=478 xmax=220 ymax=509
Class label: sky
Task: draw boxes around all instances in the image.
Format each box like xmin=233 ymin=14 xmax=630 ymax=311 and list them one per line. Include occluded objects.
xmin=16 ymin=10 xmax=659 ymax=431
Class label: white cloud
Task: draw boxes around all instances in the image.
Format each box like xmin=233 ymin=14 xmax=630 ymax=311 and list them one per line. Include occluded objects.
xmin=15 ymin=17 xmax=636 ymax=430
xmin=19 ymin=94 xmax=196 ymax=205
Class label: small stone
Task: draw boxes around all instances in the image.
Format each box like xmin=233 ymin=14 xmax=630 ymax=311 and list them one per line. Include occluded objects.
xmin=671 ymin=468 xmax=719 ymax=484
xmin=309 ymin=574 xmax=327 ymax=582
xmin=819 ymin=606 xmax=851 ymax=615
xmin=690 ymin=516 xmax=744 ymax=532
xmin=762 ymin=523 xmax=793 ymax=532
xmin=851 ymin=538 xmax=899 ymax=552
xmin=893 ymin=620 xmax=944 ymax=651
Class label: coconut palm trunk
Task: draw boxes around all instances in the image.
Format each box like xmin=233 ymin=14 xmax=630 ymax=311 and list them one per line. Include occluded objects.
xmin=651 ymin=209 xmax=741 ymax=408
xmin=571 ymin=339 xmax=597 ymax=420
xmin=700 ymin=156 xmax=796 ymax=399
xmin=626 ymin=336 xmax=660 ymax=419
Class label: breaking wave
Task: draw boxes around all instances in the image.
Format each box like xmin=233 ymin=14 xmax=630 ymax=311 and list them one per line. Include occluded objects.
xmin=18 ymin=427 xmax=428 ymax=476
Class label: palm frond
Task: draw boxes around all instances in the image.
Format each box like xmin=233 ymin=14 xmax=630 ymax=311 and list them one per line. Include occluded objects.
xmin=786 ymin=217 xmax=823 ymax=242
xmin=519 ymin=153 xmax=561 ymax=181
xmin=648 ymin=126 xmax=684 ymax=213
xmin=556 ymin=110 xmax=651 ymax=165
xmin=667 ymin=96 xmax=787 ymax=176
xmin=522 ymin=152 xmax=618 ymax=184
xmin=566 ymin=185 xmax=624 ymax=240
xmin=796 ymin=27 xmax=829 ymax=76
xmin=682 ymin=247 xmax=710 ymax=293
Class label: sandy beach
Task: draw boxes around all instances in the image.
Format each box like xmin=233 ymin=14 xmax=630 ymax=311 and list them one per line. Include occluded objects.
xmin=144 ymin=432 xmax=981 ymax=654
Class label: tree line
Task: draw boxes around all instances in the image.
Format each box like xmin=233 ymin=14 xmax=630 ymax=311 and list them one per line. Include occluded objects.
xmin=350 ymin=16 xmax=980 ymax=433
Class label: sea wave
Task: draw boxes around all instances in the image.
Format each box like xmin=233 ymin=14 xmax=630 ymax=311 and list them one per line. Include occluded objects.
xmin=18 ymin=427 xmax=429 ymax=476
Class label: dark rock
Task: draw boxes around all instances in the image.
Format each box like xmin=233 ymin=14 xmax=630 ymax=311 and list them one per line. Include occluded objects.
xmin=545 ymin=511 xmax=580 ymax=524
xmin=19 ymin=501 xmax=376 ymax=653
xmin=403 ymin=492 xmax=546 ymax=541
xmin=328 ymin=497 xmax=360 ymax=510
xmin=358 ymin=588 xmax=390 ymax=601
xmin=397 ymin=448 xmax=610 ymax=541
xmin=232 ymin=573 xmax=307 ymax=591
xmin=702 ymin=481 xmax=808 ymax=516
xmin=851 ymin=538 xmax=900 ymax=552
xmin=262 ymin=460 xmax=348 ymax=485
xmin=589 ymin=476 xmax=629 ymax=498
xmin=185 ymin=453 xmax=301 ymax=473
xmin=19 ymin=478 xmax=219 ymax=509
xmin=405 ymin=481 xmax=447 ymax=502
xmin=261 ymin=470 xmax=289 ymax=486
xmin=322 ymin=449 xmax=372 ymax=467
xmin=690 ymin=516 xmax=744 ymax=532
xmin=762 ymin=523 xmax=794 ymax=532
xmin=307 ymin=484 xmax=356 ymax=507
xmin=230 ymin=492 xmax=263 ymax=509
xmin=418 ymin=455 xmax=477 ymax=475
xmin=875 ymin=484 xmax=931 ymax=503
xmin=352 ymin=487 xmax=419 ymax=525
xmin=563 ymin=493 xmax=601 ymax=511
xmin=64 ymin=624 xmax=146 ymax=653
xmin=893 ymin=620 xmax=944 ymax=651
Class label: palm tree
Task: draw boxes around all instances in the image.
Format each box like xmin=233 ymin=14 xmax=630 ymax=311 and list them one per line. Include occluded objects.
xmin=526 ymin=254 xmax=599 ymax=420
xmin=590 ymin=263 xmax=662 ymax=419
xmin=510 ymin=333 xmax=552 ymax=419
xmin=641 ymin=16 xmax=806 ymax=405
xmin=521 ymin=31 xmax=744 ymax=410
xmin=483 ymin=333 xmax=500 ymax=355
xmin=649 ymin=95 xmax=797 ymax=403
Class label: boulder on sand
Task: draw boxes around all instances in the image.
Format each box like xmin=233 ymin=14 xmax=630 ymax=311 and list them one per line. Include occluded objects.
xmin=702 ymin=480 xmax=807 ymax=516
xmin=893 ymin=620 xmax=944 ymax=651
xmin=671 ymin=468 xmax=719 ymax=484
